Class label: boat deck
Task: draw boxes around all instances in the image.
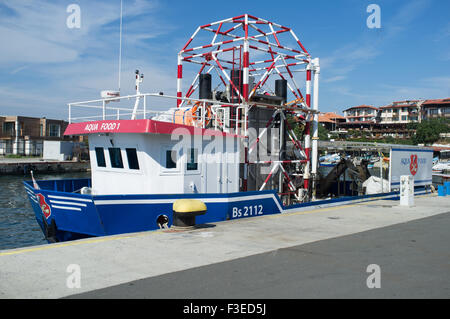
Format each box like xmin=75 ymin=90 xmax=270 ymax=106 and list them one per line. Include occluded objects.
xmin=1 ymin=193 xmax=449 ymax=298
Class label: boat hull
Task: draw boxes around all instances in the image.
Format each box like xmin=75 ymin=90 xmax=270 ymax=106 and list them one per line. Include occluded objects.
xmin=24 ymin=179 xmax=283 ymax=242
xmin=24 ymin=178 xmax=429 ymax=243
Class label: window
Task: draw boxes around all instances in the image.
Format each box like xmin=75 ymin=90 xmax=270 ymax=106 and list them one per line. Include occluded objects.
xmin=40 ymin=124 xmax=44 ymax=137
xmin=126 ymin=148 xmax=140 ymax=170
xmin=165 ymin=150 xmax=177 ymax=169
xmin=48 ymin=124 xmax=60 ymax=137
xmin=95 ymin=147 xmax=106 ymax=167
xmin=187 ymin=148 xmax=198 ymax=171
xmin=108 ymin=148 xmax=123 ymax=168
xmin=401 ymin=115 xmax=407 ymax=121
xmin=3 ymin=122 xmax=14 ymax=136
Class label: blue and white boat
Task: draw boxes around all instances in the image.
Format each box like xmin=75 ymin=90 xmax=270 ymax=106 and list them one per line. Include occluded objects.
xmin=23 ymin=14 xmax=330 ymax=243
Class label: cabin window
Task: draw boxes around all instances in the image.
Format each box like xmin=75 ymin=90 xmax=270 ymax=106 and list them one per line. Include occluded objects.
xmin=187 ymin=148 xmax=198 ymax=171
xmin=126 ymin=148 xmax=140 ymax=170
xmin=165 ymin=150 xmax=177 ymax=169
xmin=95 ymin=147 xmax=106 ymax=167
xmin=108 ymin=147 xmax=124 ymax=168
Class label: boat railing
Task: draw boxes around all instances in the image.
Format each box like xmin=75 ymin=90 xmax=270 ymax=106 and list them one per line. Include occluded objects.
xmin=68 ymin=92 xmax=318 ymax=135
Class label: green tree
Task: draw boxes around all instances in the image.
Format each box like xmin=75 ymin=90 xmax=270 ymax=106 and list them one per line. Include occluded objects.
xmin=413 ymin=118 xmax=450 ymax=145
xmin=318 ymin=124 xmax=330 ymax=141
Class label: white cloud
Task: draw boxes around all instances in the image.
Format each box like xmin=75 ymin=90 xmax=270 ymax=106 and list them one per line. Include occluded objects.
xmin=323 ymin=75 xmax=347 ymax=83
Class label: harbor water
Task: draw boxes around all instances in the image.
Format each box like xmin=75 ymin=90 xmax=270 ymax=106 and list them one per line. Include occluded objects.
xmin=0 ymin=171 xmax=90 ymax=250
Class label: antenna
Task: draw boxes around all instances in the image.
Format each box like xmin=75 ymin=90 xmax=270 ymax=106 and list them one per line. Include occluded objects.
xmin=118 ymin=0 xmax=123 ymax=92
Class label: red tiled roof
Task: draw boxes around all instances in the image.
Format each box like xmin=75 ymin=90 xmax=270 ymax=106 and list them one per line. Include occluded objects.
xmin=318 ymin=112 xmax=345 ymax=123
xmin=343 ymin=105 xmax=379 ymax=112
xmin=422 ymin=98 xmax=450 ymax=105
xmin=379 ymin=104 xmax=418 ymax=109
xmin=392 ymin=100 xmax=421 ymax=104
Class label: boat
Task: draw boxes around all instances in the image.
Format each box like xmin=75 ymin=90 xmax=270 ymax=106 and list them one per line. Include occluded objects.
xmin=319 ymin=153 xmax=341 ymax=167
xmin=23 ymin=14 xmax=325 ymax=243
xmin=432 ymin=161 xmax=450 ymax=173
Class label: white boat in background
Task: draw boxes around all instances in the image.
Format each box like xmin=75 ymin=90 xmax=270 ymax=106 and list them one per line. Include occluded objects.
xmin=319 ymin=153 xmax=341 ymax=167
xmin=432 ymin=161 xmax=450 ymax=173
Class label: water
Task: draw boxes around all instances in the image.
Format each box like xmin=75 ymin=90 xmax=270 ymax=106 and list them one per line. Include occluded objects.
xmin=0 ymin=171 xmax=90 ymax=250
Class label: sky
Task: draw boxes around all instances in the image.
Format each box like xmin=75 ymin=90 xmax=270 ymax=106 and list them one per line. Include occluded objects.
xmin=0 ymin=0 xmax=449 ymax=121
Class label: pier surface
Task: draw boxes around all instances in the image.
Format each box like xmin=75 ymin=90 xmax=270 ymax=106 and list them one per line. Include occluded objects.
xmin=1 ymin=194 xmax=449 ymax=299
xmin=0 ymin=157 xmax=89 ymax=175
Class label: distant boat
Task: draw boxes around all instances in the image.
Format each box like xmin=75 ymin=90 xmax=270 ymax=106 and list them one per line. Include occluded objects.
xmin=432 ymin=161 xmax=450 ymax=173
xmin=319 ymin=153 xmax=341 ymax=167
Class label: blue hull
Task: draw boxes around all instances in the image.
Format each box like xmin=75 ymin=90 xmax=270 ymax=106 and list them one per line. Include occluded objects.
xmin=24 ymin=178 xmax=429 ymax=243
xmin=23 ymin=178 xmax=283 ymax=242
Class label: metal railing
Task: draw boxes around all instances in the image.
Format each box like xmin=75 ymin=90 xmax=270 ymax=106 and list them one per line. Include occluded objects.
xmin=68 ymin=92 xmax=319 ymax=136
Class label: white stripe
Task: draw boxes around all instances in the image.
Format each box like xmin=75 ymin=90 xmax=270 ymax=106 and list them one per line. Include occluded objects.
xmin=48 ymin=195 xmax=92 ymax=203
xmin=49 ymin=200 xmax=87 ymax=207
xmin=25 ymin=187 xmax=35 ymax=193
xmin=51 ymin=205 xmax=82 ymax=211
xmin=93 ymin=193 xmax=284 ymax=212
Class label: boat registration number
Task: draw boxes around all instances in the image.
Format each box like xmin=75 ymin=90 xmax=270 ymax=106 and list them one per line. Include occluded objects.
xmin=232 ymin=205 xmax=263 ymax=218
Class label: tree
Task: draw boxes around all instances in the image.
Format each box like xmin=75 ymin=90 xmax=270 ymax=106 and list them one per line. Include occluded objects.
xmin=318 ymin=124 xmax=330 ymax=141
xmin=412 ymin=118 xmax=450 ymax=145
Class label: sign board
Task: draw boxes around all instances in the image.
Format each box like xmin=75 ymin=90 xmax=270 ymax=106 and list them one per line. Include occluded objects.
xmin=389 ymin=148 xmax=433 ymax=191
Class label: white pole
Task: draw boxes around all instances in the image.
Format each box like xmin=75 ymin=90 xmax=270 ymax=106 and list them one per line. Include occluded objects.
xmin=118 ymin=0 xmax=123 ymax=92
xmin=311 ymin=58 xmax=320 ymax=176
xmin=143 ymin=95 xmax=147 ymax=119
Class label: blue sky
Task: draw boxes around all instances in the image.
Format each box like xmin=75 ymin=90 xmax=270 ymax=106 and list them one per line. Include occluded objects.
xmin=0 ymin=0 xmax=449 ymax=120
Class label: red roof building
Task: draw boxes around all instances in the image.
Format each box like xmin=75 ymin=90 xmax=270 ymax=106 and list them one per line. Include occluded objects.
xmin=421 ymin=98 xmax=450 ymax=120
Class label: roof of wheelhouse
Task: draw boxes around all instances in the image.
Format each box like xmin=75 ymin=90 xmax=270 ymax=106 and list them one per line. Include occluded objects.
xmin=64 ymin=119 xmax=241 ymax=138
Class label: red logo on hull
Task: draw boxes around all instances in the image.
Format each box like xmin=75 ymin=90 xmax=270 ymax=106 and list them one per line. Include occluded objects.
xmin=410 ymin=154 xmax=418 ymax=176
xmin=37 ymin=194 xmax=51 ymax=219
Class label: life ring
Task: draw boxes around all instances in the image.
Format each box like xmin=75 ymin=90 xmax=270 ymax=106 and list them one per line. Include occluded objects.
xmin=189 ymin=101 xmax=212 ymax=127
xmin=173 ymin=102 xmax=212 ymax=127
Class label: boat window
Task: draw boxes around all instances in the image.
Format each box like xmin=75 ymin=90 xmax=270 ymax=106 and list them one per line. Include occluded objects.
xmin=126 ymin=148 xmax=140 ymax=170
xmin=108 ymin=148 xmax=124 ymax=168
xmin=165 ymin=150 xmax=177 ymax=169
xmin=187 ymin=148 xmax=198 ymax=171
xmin=95 ymin=147 xmax=106 ymax=167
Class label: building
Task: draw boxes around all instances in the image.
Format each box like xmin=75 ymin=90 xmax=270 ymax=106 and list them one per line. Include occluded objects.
xmin=0 ymin=116 xmax=77 ymax=156
xmin=318 ymin=112 xmax=346 ymax=131
xmin=421 ymin=98 xmax=450 ymax=120
xmin=377 ymin=100 xmax=422 ymax=139
xmin=335 ymin=98 xmax=449 ymax=140
xmin=342 ymin=105 xmax=380 ymax=123
xmin=339 ymin=105 xmax=380 ymax=137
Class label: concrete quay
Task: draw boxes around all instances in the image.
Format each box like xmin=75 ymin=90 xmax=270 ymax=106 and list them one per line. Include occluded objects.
xmin=0 ymin=157 xmax=89 ymax=175
xmin=0 ymin=194 xmax=449 ymax=299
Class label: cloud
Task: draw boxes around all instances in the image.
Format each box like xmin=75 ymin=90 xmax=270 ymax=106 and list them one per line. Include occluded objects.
xmin=323 ymin=75 xmax=347 ymax=83
xmin=0 ymin=0 xmax=179 ymax=119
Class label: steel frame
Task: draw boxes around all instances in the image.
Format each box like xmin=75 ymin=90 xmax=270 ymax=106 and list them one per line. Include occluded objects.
xmin=176 ymin=14 xmax=320 ymax=202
